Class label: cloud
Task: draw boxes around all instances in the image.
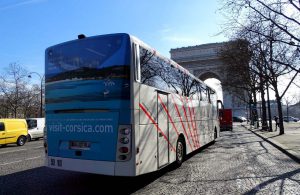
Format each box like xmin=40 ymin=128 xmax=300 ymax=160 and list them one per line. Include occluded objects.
xmin=0 ymin=0 xmax=46 ymax=10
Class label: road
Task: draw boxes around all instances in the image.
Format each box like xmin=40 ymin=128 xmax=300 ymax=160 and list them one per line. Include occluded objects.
xmin=0 ymin=124 xmax=299 ymax=195
xmin=0 ymin=139 xmax=44 ymax=175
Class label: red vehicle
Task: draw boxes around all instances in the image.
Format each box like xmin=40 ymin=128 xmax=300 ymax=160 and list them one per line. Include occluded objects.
xmin=218 ymin=109 xmax=233 ymax=131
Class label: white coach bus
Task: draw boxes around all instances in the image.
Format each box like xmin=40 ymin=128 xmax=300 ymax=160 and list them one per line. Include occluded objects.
xmin=45 ymin=33 xmax=220 ymax=176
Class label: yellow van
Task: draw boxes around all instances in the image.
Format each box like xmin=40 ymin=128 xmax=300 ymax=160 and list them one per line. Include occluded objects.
xmin=0 ymin=119 xmax=28 ymax=147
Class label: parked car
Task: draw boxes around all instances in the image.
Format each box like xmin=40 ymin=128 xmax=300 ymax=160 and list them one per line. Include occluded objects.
xmin=239 ymin=116 xmax=247 ymax=122
xmin=232 ymin=116 xmax=244 ymax=122
xmin=0 ymin=119 xmax=28 ymax=147
xmin=26 ymin=118 xmax=45 ymax=141
xmin=283 ymin=116 xmax=299 ymax=122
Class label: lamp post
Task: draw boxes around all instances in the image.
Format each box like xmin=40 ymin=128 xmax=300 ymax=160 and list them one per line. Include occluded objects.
xmin=28 ymin=72 xmax=44 ymax=117
xmin=266 ymin=82 xmax=272 ymax=131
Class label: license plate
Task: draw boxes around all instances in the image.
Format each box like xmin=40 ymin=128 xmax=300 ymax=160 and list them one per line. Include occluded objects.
xmin=69 ymin=141 xmax=91 ymax=150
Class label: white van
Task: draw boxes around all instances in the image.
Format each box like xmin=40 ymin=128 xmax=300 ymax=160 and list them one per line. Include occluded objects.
xmin=26 ymin=118 xmax=45 ymax=141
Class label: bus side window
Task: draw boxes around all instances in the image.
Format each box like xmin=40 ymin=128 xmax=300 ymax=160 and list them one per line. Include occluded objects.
xmin=198 ymin=84 xmax=202 ymax=101
xmin=207 ymin=88 xmax=211 ymax=103
xmin=190 ymin=79 xmax=198 ymax=100
xmin=140 ymin=46 xmax=155 ymax=85
xmin=139 ymin=46 xmax=169 ymax=91
xmin=200 ymin=85 xmax=207 ymax=101
xmin=0 ymin=122 xmax=5 ymax=131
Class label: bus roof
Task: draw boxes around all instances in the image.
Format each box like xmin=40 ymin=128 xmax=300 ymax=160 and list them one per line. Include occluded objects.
xmin=45 ymin=33 xmax=130 ymax=52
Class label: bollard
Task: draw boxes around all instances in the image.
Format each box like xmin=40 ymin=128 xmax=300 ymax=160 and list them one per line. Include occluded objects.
xmin=254 ymin=121 xmax=258 ymax=129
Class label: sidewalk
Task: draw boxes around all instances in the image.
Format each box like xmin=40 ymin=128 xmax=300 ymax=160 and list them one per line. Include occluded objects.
xmin=242 ymin=122 xmax=300 ymax=163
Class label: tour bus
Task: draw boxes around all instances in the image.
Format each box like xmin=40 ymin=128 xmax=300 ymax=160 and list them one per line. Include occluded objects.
xmin=45 ymin=33 xmax=220 ymax=176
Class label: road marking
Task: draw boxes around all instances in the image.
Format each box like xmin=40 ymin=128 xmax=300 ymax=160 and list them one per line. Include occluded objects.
xmin=33 ymin=146 xmax=44 ymax=149
xmin=26 ymin=156 xmax=42 ymax=160
xmin=0 ymin=149 xmax=27 ymax=155
xmin=0 ymin=156 xmax=42 ymax=166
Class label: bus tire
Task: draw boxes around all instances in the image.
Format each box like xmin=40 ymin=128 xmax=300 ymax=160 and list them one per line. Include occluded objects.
xmin=17 ymin=136 xmax=26 ymax=146
xmin=176 ymin=137 xmax=185 ymax=166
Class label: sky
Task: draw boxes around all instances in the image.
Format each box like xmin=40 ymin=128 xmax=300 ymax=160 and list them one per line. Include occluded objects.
xmin=0 ymin=0 xmax=225 ymax=74
xmin=2 ymin=0 xmax=297 ymax=103
xmin=0 ymin=0 xmax=225 ymax=71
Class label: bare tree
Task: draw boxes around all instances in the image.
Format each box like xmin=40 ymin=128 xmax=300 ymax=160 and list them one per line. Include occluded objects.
xmin=220 ymin=0 xmax=300 ymax=134
xmin=220 ymin=0 xmax=300 ymax=73
xmin=0 ymin=63 xmax=30 ymax=118
xmin=0 ymin=95 xmax=9 ymax=118
xmin=22 ymin=84 xmax=40 ymax=117
xmin=219 ymin=40 xmax=260 ymax=124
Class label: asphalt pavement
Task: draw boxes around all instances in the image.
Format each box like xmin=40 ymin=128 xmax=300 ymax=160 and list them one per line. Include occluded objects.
xmin=0 ymin=140 xmax=44 ymax=175
xmin=0 ymin=124 xmax=299 ymax=195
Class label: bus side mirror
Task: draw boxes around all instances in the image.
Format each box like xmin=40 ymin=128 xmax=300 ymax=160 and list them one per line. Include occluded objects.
xmin=217 ymin=100 xmax=224 ymax=109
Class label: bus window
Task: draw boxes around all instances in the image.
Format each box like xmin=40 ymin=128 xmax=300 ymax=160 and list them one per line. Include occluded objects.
xmin=139 ymin=46 xmax=169 ymax=92
xmin=133 ymin=44 xmax=140 ymax=82
xmin=200 ymin=85 xmax=207 ymax=101
xmin=207 ymin=88 xmax=211 ymax=103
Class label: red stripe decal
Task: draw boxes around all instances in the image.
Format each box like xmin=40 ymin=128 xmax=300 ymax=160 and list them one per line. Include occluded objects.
xmin=189 ymin=97 xmax=200 ymax=148
xmin=186 ymin=97 xmax=198 ymax=148
xmin=139 ymin=103 xmax=176 ymax=152
xmin=179 ymin=95 xmax=197 ymax=149
xmin=158 ymin=95 xmax=179 ymax=136
xmin=186 ymin=97 xmax=196 ymax=130
xmin=171 ymin=95 xmax=194 ymax=150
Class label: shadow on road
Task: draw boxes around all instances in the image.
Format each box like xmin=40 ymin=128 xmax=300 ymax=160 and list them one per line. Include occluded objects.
xmin=0 ymin=163 xmax=179 ymax=194
xmin=0 ymin=141 xmax=217 ymax=195
xmin=243 ymin=168 xmax=300 ymax=195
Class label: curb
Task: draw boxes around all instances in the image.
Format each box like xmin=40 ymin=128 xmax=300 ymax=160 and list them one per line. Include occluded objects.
xmin=241 ymin=125 xmax=300 ymax=164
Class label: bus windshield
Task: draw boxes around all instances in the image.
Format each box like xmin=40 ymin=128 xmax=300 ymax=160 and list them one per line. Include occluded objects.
xmin=45 ymin=34 xmax=131 ymax=109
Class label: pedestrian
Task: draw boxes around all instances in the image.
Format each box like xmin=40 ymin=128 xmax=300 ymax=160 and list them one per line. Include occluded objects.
xmin=274 ymin=116 xmax=279 ymax=131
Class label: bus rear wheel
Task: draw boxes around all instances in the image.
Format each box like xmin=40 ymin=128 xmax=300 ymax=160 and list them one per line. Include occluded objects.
xmin=176 ymin=138 xmax=185 ymax=166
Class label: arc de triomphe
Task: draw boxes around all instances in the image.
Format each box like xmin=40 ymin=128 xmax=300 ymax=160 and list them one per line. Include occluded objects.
xmin=170 ymin=42 xmax=247 ymax=117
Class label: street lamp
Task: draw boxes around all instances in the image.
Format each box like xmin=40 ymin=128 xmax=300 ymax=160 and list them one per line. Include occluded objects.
xmin=28 ymin=72 xmax=44 ymax=117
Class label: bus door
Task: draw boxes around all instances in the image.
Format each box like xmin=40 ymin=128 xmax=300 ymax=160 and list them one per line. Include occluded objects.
xmin=157 ymin=91 xmax=169 ymax=168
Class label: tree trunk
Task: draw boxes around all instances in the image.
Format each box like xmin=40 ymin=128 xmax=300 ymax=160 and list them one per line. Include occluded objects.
xmin=253 ymin=90 xmax=259 ymax=127
xmin=260 ymin=81 xmax=268 ymax=130
xmin=274 ymin=86 xmax=284 ymax=135
xmin=14 ymin=107 xmax=17 ymax=118
xmin=266 ymin=84 xmax=272 ymax=131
